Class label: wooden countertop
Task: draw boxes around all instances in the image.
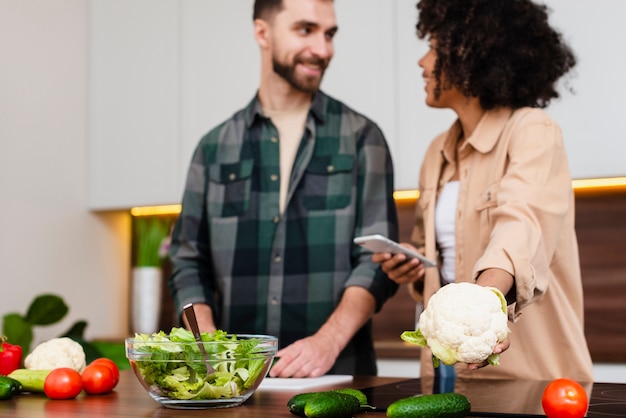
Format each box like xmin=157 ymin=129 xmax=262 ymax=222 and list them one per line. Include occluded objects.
xmin=0 ymin=370 xmax=405 ymax=417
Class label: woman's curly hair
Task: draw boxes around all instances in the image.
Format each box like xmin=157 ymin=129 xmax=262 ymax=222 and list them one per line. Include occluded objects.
xmin=416 ymin=0 xmax=576 ymax=109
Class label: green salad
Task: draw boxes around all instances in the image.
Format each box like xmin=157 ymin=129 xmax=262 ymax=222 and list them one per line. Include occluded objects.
xmin=130 ymin=328 xmax=270 ymax=400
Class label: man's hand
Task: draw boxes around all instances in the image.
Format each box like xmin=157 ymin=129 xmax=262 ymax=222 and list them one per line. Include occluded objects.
xmin=269 ymin=286 xmax=375 ymax=378
xmin=269 ymin=333 xmax=340 ymax=378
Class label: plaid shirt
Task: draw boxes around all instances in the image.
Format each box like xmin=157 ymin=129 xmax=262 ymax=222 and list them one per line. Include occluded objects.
xmin=169 ymin=91 xmax=398 ymax=374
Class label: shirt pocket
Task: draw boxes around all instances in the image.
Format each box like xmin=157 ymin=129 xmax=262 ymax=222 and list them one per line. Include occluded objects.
xmin=207 ymin=159 xmax=253 ymax=217
xmin=302 ymin=154 xmax=354 ymax=211
xmin=475 ymin=181 xmax=499 ymax=247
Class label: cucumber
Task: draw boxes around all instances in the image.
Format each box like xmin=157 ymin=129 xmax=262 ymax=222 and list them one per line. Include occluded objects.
xmin=303 ymin=392 xmax=360 ymax=418
xmin=287 ymin=388 xmax=368 ymax=416
xmin=0 ymin=375 xmax=22 ymax=400
xmin=7 ymin=369 xmax=51 ymax=393
xmin=333 ymin=388 xmax=368 ymax=406
xmin=386 ymin=393 xmax=471 ymax=418
xmin=288 ymin=392 xmax=321 ymax=417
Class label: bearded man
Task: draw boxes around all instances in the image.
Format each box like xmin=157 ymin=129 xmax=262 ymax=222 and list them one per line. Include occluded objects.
xmin=169 ymin=0 xmax=398 ymax=377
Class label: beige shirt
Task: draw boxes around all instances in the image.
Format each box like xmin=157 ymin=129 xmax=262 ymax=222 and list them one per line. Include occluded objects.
xmin=411 ymin=107 xmax=594 ymax=382
xmin=264 ymin=105 xmax=309 ymax=214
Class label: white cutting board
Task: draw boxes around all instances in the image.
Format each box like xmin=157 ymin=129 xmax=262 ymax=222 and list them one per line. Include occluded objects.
xmin=258 ymin=375 xmax=353 ymax=391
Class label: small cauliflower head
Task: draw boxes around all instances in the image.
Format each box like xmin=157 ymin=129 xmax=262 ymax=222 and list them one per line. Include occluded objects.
xmin=24 ymin=337 xmax=86 ymax=372
xmin=402 ymin=282 xmax=510 ymax=366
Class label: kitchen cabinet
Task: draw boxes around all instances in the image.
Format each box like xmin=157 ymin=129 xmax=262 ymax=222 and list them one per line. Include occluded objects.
xmin=88 ymin=0 xmax=181 ymax=210
xmin=88 ymin=1 xmax=626 ymax=209
xmin=88 ymin=1 xmax=407 ymax=210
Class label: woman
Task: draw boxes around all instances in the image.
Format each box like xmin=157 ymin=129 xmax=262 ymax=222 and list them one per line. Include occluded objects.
xmin=375 ymin=0 xmax=594 ymax=382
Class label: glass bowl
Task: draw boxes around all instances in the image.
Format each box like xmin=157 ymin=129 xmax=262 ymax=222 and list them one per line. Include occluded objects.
xmin=125 ymin=333 xmax=278 ymax=409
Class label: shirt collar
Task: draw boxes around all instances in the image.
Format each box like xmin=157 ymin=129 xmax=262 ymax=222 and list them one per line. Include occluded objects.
xmin=441 ymin=107 xmax=514 ymax=162
xmin=243 ymin=90 xmax=328 ymax=128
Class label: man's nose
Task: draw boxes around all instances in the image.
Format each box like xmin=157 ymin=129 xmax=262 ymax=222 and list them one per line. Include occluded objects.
xmin=309 ymin=34 xmax=333 ymax=60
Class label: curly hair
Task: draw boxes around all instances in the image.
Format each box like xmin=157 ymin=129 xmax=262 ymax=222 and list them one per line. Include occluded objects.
xmin=416 ymin=0 xmax=576 ymax=109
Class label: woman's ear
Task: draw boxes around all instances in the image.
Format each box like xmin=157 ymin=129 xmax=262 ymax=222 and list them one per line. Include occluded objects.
xmin=254 ymin=19 xmax=271 ymax=49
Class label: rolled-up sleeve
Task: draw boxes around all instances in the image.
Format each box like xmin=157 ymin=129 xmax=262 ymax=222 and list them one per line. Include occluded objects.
xmin=473 ymin=114 xmax=573 ymax=320
xmin=168 ymin=141 xmax=217 ymax=316
xmin=347 ymin=121 xmax=399 ymax=312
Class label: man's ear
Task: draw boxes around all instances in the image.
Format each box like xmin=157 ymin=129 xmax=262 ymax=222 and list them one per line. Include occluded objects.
xmin=254 ymin=19 xmax=271 ymax=49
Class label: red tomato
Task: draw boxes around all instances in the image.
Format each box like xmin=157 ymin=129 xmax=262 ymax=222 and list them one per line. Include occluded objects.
xmin=44 ymin=368 xmax=83 ymax=400
xmin=90 ymin=358 xmax=120 ymax=388
xmin=542 ymin=378 xmax=589 ymax=418
xmin=81 ymin=364 xmax=116 ymax=395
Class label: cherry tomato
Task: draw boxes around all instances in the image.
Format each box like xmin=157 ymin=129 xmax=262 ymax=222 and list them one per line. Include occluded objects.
xmin=90 ymin=358 xmax=120 ymax=388
xmin=44 ymin=368 xmax=83 ymax=400
xmin=542 ymin=378 xmax=589 ymax=418
xmin=81 ymin=364 xmax=116 ymax=395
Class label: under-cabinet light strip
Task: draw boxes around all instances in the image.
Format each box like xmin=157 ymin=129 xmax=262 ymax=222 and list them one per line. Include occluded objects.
xmin=130 ymin=204 xmax=181 ymax=217
xmin=130 ymin=176 xmax=626 ymax=215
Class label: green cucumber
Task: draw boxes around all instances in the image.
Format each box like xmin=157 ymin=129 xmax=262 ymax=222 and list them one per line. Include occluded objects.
xmin=332 ymin=388 xmax=368 ymax=406
xmin=7 ymin=369 xmax=51 ymax=393
xmin=0 ymin=376 xmax=22 ymax=400
xmin=386 ymin=393 xmax=471 ymax=418
xmin=287 ymin=388 xmax=368 ymax=416
xmin=288 ymin=392 xmax=321 ymax=417
xmin=303 ymin=391 xmax=360 ymax=418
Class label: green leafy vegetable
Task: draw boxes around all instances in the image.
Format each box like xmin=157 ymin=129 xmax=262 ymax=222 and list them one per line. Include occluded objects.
xmin=130 ymin=328 xmax=270 ymax=401
xmin=3 ymin=294 xmax=70 ymax=354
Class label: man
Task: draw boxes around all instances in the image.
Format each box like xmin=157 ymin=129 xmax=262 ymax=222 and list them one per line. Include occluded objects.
xmin=169 ymin=0 xmax=398 ymax=377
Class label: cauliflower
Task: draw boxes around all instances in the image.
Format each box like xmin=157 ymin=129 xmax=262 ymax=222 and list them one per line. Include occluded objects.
xmin=24 ymin=337 xmax=86 ymax=372
xmin=401 ymin=282 xmax=510 ymax=367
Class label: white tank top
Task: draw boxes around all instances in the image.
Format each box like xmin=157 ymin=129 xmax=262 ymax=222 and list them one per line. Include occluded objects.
xmin=435 ymin=181 xmax=459 ymax=284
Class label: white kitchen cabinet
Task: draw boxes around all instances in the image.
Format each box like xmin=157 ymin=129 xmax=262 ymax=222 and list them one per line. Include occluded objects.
xmin=88 ymin=0 xmax=626 ymax=210
xmin=88 ymin=0 xmax=182 ymax=210
xmin=88 ymin=0 xmax=405 ymax=209
xmin=178 ymin=0 xmax=259 ymax=187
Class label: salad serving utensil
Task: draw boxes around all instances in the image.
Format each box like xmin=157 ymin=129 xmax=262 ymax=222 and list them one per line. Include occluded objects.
xmin=183 ymin=303 xmax=217 ymax=374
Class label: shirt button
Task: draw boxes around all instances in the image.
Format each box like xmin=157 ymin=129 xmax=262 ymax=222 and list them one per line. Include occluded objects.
xmin=327 ymin=165 xmax=334 ymax=173
xmin=270 ymin=174 xmax=278 ymax=182
xmin=274 ymin=255 xmax=281 ymax=263
xmin=229 ymin=173 xmax=237 ymax=181
xmin=272 ymin=215 xmax=280 ymax=224
xmin=271 ymin=137 xmax=278 ymax=143
xmin=271 ymin=297 xmax=278 ymax=305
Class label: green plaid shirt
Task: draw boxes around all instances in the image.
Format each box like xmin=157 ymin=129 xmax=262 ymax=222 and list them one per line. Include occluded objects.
xmin=169 ymin=91 xmax=398 ymax=374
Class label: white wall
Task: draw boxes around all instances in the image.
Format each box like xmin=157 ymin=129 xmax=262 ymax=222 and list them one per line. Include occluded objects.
xmin=0 ymin=1 xmax=131 ymax=343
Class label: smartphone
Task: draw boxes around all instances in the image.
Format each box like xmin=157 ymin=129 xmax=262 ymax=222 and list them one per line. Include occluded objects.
xmin=354 ymin=234 xmax=436 ymax=268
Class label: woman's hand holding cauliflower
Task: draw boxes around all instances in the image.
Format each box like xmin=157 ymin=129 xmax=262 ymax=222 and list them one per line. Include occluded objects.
xmin=402 ymin=282 xmax=510 ymax=368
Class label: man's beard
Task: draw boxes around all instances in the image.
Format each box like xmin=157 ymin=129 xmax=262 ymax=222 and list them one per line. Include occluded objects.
xmin=272 ymin=53 xmax=328 ymax=94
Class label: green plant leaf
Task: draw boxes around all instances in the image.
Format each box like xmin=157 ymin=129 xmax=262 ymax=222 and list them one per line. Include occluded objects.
xmin=25 ymin=294 xmax=69 ymax=326
xmin=134 ymin=216 xmax=171 ymax=267
xmin=2 ymin=313 xmax=33 ymax=355
xmin=60 ymin=320 xmax=88 ymax=340
xmin=92 ymin=341 xmax=130 ymax=370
